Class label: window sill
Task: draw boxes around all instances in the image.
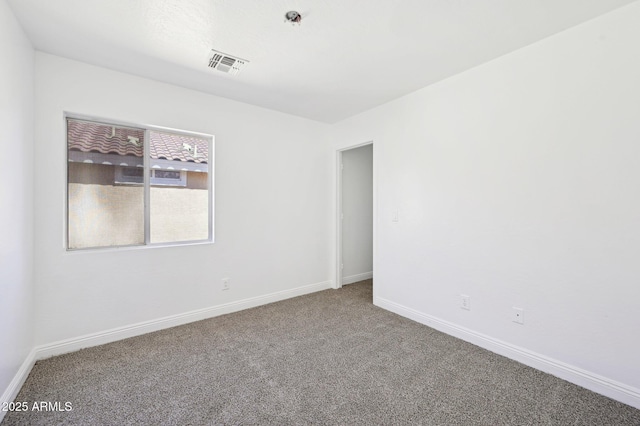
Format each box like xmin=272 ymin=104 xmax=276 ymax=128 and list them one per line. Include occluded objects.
xmin=65 ymin=239 xmax=214 ymax=254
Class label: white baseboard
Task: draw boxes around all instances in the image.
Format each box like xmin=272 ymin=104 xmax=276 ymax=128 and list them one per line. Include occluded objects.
xmin=374 ymin=295 xmax=640 ymax=410
xmin=0 ymin=348 xmax=37 ymax=423
xmin=2 ymin=280 xmax=328 ymax=419
xmin=34 ymin=280 xmax=332 ymax=360
xmin=342 ymin=271 xmax=373 ymax=285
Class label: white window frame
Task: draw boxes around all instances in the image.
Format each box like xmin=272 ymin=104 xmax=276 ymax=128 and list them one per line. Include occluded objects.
xmin=65 ymin=113 xmax=214 ymax=250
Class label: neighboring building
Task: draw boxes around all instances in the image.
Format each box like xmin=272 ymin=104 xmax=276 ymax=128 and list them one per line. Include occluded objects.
xmin=67 ymin=119 xmax=210 ymax=248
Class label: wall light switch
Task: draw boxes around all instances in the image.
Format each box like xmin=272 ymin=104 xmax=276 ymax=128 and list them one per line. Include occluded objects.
xmin=461 ymin=295 xmax=470 ymax=310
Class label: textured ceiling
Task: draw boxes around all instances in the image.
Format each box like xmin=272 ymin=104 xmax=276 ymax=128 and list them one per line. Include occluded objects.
xmin=7 ymin=0 xmax=637 ymax=123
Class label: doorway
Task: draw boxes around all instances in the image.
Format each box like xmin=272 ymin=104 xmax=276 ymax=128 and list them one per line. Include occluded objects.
xmin=336 ymin=142 xmax=373 ymax=289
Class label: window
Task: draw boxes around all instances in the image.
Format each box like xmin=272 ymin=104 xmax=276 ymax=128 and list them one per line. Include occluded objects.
xmin=67 ymin=117 xmax=213 ymax=249
xmin=114 ymin=167 xmax=187 ymax=187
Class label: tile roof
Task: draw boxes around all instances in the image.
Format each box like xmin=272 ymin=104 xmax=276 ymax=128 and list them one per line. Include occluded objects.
xmin=67 ymin=119 xmax=143 ymax=157
xmin=67 ymin=119 xmax=208 ymax=164
xmin=149 ymin=131 xmax=208 ymax=164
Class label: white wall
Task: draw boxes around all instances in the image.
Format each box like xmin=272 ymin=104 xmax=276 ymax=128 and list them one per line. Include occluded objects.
xmin=33 ymin=53 xmax=332 ymax=346
xmin=332 ymin=2 xmax=640 ymax=406
xmin=5 ymin=0 xmax=640 ymax=411
xmin=0 ymin=0 xmax=34 ymax=406
xmin=341 ymin=144 xmax=373 ymax=283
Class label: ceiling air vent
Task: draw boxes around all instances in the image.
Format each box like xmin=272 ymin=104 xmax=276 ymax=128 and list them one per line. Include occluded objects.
xmin=208 ymin=50 xmax=249 ymax=75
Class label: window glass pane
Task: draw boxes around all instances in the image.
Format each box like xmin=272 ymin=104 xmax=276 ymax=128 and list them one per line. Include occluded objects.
xmin=155 ymin=170 xmax=180 ymax=179
xmin=67 ymin=119 xmax=145 ymax=249
xmin=149 ymin=130 xmax=210 ymax=244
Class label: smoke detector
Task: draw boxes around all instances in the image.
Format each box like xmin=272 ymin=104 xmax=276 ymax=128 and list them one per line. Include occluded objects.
xmin=207 ymin=50 xmax=249 ymax=75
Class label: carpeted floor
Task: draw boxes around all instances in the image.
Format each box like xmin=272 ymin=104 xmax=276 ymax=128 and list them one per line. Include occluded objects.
xmin=3 ymin=280 xmax=639 ymax=425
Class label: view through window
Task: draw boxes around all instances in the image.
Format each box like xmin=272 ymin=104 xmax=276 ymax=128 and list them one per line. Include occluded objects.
xmin=67 ymin=117 xmax=212 ymax=249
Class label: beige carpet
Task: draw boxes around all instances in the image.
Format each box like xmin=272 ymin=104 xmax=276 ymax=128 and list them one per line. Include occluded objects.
xmin=3 ymin=280 xmax=639 ymax=425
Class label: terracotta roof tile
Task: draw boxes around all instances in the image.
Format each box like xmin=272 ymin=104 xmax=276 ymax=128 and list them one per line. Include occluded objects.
xmin=149 ymin=131 xmax=208 ymax=164
xmin=68 ymin=120 xmax=208 ymax=164
xmin=68 ymin=120 xmax=144 ymax=157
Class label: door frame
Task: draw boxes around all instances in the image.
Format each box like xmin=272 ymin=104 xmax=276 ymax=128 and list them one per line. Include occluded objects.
xmin=335 ymin=141 xmax=374 ymax=289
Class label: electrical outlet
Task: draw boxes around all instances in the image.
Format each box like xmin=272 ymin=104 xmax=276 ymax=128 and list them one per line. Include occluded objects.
xmin=513 ymin=307 xmax=524 ymax=324
xmin=222 ymin=278 xmax=230 ymax=291
xmin=461 ymin=295 xmax=470 ymax=310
